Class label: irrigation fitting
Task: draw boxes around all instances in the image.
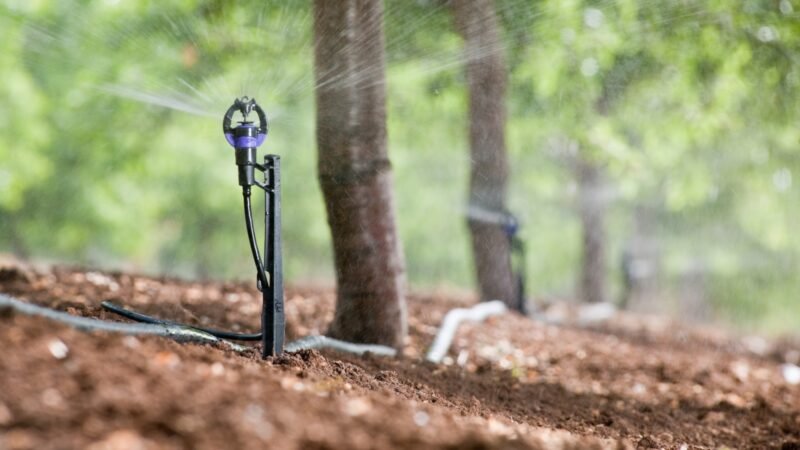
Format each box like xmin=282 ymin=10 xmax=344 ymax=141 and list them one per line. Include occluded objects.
xmin=466 ymin=204 xmax=527 ymax=314
xmin=505 ymin=214 xmax=528 ymax=315
xmin=104 ymin=97 xmax=285 ymax=358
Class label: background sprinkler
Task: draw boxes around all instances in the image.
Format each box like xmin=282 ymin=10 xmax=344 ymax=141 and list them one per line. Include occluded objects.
xmin=103 ymin=97 xmax=285 ymax=357
xmin=465 ymin=204 xmax=527 ymax=313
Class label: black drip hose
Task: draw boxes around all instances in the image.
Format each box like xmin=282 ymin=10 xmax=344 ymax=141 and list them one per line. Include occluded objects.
xmin=102 ymin=188 xmax=267 ymax=341
xmin=101 ymin=301 xmax=261 ymax=341
xmin=243 ymin=188 xmax=270 ymax=290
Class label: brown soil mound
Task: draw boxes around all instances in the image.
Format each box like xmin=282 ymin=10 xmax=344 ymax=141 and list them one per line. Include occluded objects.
xmin=1 ymin=262 xmax=798 ymax=449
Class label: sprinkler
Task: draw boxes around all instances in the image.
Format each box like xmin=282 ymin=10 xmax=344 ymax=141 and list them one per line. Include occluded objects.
xmin=504 ymin=213 xmax=527 ymax=315
xmin=103 ymin=97 xmax=285 ymax=357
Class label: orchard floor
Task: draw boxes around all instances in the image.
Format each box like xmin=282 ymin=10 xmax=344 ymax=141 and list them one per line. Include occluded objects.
xmin=1 ymin=262 xmax=799 ymax=450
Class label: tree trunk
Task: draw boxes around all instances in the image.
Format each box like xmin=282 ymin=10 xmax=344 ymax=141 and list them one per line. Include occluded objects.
xmin=576 ymin=158 xmax=608 ymax=304
xmin=451 ymin=0 xmax=518 ymax=309
xmin=312 ymin=0 xmax=407 ymax=348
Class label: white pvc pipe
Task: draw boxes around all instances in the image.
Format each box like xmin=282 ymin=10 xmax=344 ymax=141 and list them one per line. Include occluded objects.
xmin=285 ymin=335 xmax=397 ymax=357
xmin=426 ymin=300 xmax=507 ymax=363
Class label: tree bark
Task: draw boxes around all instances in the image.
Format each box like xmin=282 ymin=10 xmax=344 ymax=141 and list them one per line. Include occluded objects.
xmin=451 ymin=0 xmax=518 ymax=309
xmin=312 ymin=0 xmax=407 ymax=348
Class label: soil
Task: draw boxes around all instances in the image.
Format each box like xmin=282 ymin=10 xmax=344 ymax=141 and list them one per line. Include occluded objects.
xmin=1 ymin=260 xmax=799 ymax=449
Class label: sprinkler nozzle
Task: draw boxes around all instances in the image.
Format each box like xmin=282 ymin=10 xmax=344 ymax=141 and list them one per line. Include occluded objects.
xmin=235 ymin=96 xmax=256 ymax=121
xmin=222 ymin=97 xmax=268 ymax=149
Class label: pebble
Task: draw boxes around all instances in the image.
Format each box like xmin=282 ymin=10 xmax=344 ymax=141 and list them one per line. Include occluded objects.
xmin=122 ymin=336 xmax=141 ymax=349
xmin=84 ymin=272 xmax=120 ymax=291
xmin=486 ymin=418 xmax=515 ymax=438
xmin=730 ymin=361 xmax=750 ymax=382
xmin=413 ymin=411 xmax=430 ymax=427
xmin=742 ymin=335 xmax=770 ymax=356
xmin=47 ymin=338 xmax=69 ymax=360
xmin=210 ymin=362 xmax=225 ymax=377
xmin=781 ymin=363 xmax=800 ymax=385
xmin=343 ymin=397 xmax=371 ymax=417
xmin=456 ymin=350 xmax=469 ymax=366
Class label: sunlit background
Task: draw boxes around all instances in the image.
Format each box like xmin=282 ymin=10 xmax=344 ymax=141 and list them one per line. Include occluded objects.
xmin=1 ymin=0 xmax=798 ymax=333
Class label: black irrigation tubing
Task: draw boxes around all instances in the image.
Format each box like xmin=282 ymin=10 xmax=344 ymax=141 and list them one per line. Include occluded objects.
xmin=100 ymin=301 xmax=262 ymax=341
xmin=0 ymin=294 xmax=247 ymax=352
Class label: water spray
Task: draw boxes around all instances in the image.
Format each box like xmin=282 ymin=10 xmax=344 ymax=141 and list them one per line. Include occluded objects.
xmin=103 ymin=97 xmax=285 ymax=357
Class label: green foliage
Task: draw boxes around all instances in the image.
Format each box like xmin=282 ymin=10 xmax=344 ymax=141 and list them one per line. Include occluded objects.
xmin=0 ymin=0 xmax=798 ymax=332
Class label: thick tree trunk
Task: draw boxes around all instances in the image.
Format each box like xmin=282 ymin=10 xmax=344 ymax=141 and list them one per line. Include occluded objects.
xmin=451 ymin=0 xmax=517 ymax=309
xmin=576 ymin=158 xmax=608 ymax=304
xmin=312 ymin=0 xmax=407 ymax=348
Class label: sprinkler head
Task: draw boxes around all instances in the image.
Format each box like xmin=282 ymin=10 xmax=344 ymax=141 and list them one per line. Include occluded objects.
xmin=223 ymin=97 xmax=269 ymax=188
xmin=222 ymin=96 xmax=268 ymax=149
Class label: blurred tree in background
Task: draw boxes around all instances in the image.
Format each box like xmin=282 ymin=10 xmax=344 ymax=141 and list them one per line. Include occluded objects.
xmin=451 ymin=0 xmax=520 ymax=311
xmin=0 ymin=0 xmax=798 ymax=334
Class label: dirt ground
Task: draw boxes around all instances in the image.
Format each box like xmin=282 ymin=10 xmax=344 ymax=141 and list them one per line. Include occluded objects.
xmin=1 ymin=261 xmax=799 ymax=449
